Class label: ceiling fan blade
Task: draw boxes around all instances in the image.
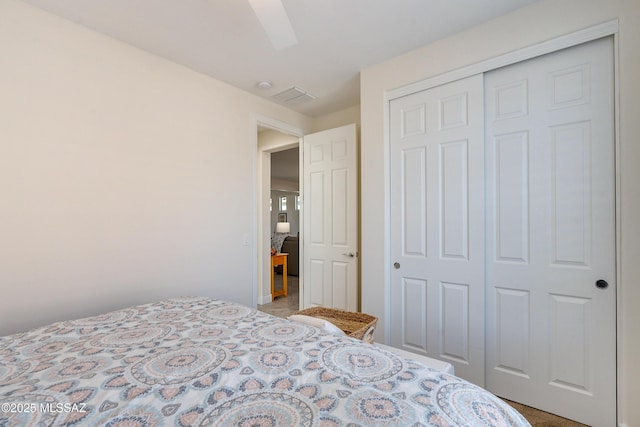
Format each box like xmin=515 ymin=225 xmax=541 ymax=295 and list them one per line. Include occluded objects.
xmin=247 ymin=0 xmax=298 ymax=50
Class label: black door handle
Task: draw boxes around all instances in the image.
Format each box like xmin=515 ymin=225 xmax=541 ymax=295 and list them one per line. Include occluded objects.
xmin=596 ymin=279 xmax=609 ymax=289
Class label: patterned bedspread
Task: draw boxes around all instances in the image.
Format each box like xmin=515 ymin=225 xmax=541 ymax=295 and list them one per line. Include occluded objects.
xmin=0 ymin=297 xmax=530 ymax=426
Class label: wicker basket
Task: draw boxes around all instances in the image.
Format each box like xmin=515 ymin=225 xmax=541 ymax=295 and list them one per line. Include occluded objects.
xmin=294 ymin=306 xmax=377 ymax=343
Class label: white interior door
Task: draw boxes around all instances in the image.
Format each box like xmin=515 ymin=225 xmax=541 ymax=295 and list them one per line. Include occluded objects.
xmin=389 ymin=75 xmax=485 ymax=386
xmin=485 ymin=37 xmax=615 ymax=426
xmin=302 ymin=124 xmax=358 ymax=311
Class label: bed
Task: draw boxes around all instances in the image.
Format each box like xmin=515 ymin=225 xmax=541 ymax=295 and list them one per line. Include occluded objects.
xmin=0 ymin=297 xmax=529 ymax=426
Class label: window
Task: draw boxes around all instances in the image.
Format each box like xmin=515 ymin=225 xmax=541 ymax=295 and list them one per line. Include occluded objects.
xmin=279 ymin=196 xmax=287 ymax=211
xmin=295 ymin=195 xmax=300 ymax=210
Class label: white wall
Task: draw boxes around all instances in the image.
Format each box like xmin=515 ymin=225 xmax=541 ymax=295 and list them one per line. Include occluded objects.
xmin=360 ymin=0 xmax=639 ymax=425
xmin=0 ymin=0 xmax=313 ymax=335
xmin=257 ymin=128 xmax=300 ymax=151
xmin=311 ymin=104 xmax=361 ymax=133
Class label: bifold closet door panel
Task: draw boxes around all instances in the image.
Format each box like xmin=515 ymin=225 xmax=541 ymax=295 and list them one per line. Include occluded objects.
xmin=484 ymin=37 xmax=615 ymax=427
xmin=389 ymin=74 xmax=485 ymax=387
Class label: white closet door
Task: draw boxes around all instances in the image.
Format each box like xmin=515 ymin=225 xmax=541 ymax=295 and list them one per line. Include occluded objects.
xmin=389 ymin=75 xmax=485 ymax=386
xmin=485 ymin=37 xmax=615 ymax=426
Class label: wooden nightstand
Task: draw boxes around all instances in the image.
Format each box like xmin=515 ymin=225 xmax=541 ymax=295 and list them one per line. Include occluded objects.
xmin=271 ymin=253 xmax=288 ymax=300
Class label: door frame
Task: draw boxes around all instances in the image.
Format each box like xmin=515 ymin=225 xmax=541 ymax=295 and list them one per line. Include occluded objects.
xmin=252 ymin=114 xmax=305 ymax=307
xmin=383 ymin=19 xmax=622 ymax=421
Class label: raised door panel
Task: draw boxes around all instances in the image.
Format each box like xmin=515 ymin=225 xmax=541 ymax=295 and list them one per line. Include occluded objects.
xmin=550 ymin=122 xmax=591 ymax=267
xmin=401 ymin=278 xmax=429 ymax=353
xmin=494 ymin=132 xmax=529 ymax=263
xmin=440 ymin=140 xmax=469 ymax=260
xmin=440 ymin=282 xmax=470 ymax=364
xmin=402 ymin=147 xmax=428 ymax=257
xmin=331 ymin=168 xmax=349 ymax=246
xmin=331 ymin=261 xmax=349 ymax=310
xmin=309 ymin=259 xmax=324 ymax=306
xmin=549 ymin=294 xmax=592 ymax=394
xmin=309 ymin=171 xmax=325 ymax=245
xmin=494 ymin=288 xmax=530 ymax=377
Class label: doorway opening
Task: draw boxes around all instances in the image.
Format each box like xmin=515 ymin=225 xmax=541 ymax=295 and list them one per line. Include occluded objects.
xmin=254 ymin=118 xmax=304 ymax=318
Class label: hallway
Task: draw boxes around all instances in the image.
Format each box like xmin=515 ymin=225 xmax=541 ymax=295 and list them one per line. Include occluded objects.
xmin=258 ymin=274 xmax=299 ymax=318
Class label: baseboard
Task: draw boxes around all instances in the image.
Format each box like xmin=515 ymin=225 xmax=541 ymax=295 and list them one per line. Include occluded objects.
xmin=258 ymin=294 xmax=272 ymax=305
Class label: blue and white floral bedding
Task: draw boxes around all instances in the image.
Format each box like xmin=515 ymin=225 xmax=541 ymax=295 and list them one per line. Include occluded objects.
xmin=0 ymin=297 xmax=530 ymax=426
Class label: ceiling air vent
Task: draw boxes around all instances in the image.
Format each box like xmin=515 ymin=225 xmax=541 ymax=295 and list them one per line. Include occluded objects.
xmin=272 ymin=86 xmax=317 ymax=104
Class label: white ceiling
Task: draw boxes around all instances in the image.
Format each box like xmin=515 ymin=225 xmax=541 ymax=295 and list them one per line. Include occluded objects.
xmin=22 ymin=0 xmax=537 ymax=118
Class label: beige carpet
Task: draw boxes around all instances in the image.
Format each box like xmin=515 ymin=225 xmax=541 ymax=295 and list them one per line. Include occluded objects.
xmin=502 ymin=399 xmax=590 ymax=426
